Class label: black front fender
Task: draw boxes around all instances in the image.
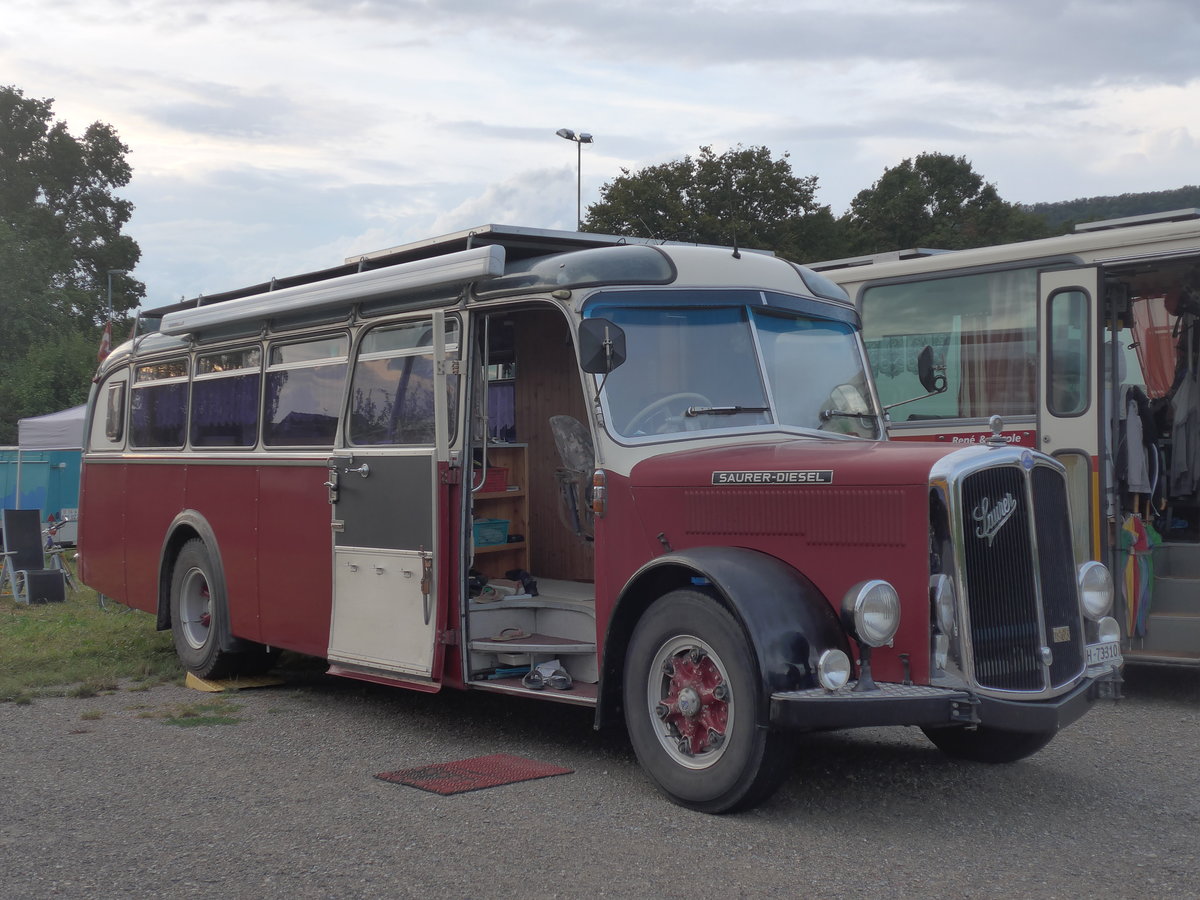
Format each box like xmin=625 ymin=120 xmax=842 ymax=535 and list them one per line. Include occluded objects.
xmin=600 ymin=546 xmax=851 ymax=727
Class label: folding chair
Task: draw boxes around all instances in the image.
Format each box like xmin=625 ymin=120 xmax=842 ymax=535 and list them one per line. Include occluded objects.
xmin=1 ymin=509 xmax=67 ymax=604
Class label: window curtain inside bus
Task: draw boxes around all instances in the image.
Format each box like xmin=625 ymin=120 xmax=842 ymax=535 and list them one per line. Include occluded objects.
xmin=863 ymin=268 xmax=1036 ymax=421
xmin=959 ymin=269 xmax=1036 ymax=418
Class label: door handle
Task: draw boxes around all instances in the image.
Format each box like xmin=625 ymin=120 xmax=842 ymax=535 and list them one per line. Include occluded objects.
xmin=326 ymin=459 xmax=341 ymax=504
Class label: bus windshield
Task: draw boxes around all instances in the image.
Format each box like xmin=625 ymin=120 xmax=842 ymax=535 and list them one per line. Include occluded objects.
xmin=590 ymin=296 xmax=879 ymax=440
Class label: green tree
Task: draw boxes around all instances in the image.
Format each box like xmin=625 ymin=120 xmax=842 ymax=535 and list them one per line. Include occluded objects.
xmin=842 ymin=152 xmax=1049 ymax=254
xmin=0 ymin=85 xmax=142 ymax=442
xmin=583 ymin=144 xmax=837 ymax=261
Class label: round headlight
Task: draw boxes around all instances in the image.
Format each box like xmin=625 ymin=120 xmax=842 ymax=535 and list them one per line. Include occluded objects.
xmin=930 ymin=574 xmax=956 ymax=635
xmin=842 ymin=580 xmax=901 ymax=647
xmin=817 ymin=649 xmax=851 ymax=691
xmin=1078 ymin=561 xmax=1114 ymax=621
xmin=1098 ymin=616 xmax=1121 ymax=644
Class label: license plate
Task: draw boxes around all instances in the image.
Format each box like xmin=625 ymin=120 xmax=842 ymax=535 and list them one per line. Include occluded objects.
xmin=1086 ymin=641 xmax=1122 ymax=666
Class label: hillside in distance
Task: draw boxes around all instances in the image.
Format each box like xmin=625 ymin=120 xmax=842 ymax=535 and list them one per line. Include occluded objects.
xmin=1025 ymin=185 xmax=1200 ymax=232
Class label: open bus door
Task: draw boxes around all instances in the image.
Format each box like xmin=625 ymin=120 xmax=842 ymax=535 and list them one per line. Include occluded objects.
xmin=325 ymin=310 xmax=455 ymax=686
xmin=1038 ymin=268 xmax=1103 ymax=565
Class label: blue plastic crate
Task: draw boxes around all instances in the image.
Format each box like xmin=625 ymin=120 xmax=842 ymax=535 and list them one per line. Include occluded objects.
xmin=473 ymin=518 xmax=510 ymax=546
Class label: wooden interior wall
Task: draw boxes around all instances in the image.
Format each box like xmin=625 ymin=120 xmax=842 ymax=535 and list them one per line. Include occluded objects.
xmin=511 ymin=307 xmax=595 ymax=582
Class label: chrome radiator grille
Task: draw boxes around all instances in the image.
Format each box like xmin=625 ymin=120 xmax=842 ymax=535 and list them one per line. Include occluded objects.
xmin=957 ymin=462 xmax=1084 ymax=693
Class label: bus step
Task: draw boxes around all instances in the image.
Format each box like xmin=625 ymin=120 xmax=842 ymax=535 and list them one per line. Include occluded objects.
xmin=1131 ymin=611 xmax=1200 ymax=656
xmin=468 ymin=633 xmax=596 ymax=655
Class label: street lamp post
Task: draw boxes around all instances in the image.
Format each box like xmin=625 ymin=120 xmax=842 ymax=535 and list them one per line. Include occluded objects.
xmin=106 ymin=269 xmax=126 ymax=325
xmin=556 ymin=128 xmax=593 ymax=230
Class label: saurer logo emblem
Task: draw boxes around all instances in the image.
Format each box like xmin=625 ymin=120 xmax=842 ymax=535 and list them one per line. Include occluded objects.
xmin=973 ymin=492 xmax=1018 ymax=546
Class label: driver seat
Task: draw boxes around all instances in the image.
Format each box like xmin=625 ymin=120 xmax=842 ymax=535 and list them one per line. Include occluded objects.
xmin=549 ymin=415 xmax=595 ymax=542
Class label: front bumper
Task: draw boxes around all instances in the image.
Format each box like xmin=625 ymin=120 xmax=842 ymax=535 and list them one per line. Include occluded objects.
xmin=770 ymin=669 xmax=1121 ymax=733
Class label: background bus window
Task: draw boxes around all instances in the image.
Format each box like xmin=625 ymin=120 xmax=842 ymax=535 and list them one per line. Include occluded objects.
xmin=1047 ymin=289 xmax=1090 ymax=417
xmin=263 ymin=335 xmax=348 ymax=447
xmin=862 ymin=268 xmax=1037 ymax=421
xmin=130 ymin=358 xmax=188 ymax=448
xmin=347 ymin=318 xmax=460 ymax=446
xmin=191 ymin=347 xmax=261 ymax=447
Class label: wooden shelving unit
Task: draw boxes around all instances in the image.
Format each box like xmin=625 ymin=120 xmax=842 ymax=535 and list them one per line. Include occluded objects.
xmin=471 ymin=443 xmax=528 ymax=577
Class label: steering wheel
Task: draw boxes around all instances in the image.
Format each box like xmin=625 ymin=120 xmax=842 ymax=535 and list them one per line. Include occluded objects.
xmin=624 ymin=392 xmax=713 ymax=435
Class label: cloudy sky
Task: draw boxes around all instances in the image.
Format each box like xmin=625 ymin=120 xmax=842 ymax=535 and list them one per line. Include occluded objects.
xmin=4 ymin=0 xmax=1198 ymax=308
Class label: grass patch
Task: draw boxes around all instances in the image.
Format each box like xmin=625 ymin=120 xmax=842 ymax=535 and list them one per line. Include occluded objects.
xmin=0 ymin=576 xmax=180 ymax=703
xmin=159 ymin=698 xmax=242 ymax=727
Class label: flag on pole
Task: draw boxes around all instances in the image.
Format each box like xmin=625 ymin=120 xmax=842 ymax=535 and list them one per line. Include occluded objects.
xmin=97 ymin=321 xmax=112 ymax=362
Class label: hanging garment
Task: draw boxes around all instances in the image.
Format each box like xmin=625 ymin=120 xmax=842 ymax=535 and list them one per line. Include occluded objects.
xmin=1169 ymin=315 xmax=1200 ymax=497
xmin=1124 ymin=387 xmax=1152 ymax=496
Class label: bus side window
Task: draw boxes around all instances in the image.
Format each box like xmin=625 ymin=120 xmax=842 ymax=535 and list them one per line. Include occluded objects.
xmin=89 ymin=373 xmax=128 ymax=450
xmin=263 ymin=335 xmax=349 ymax=448
xmin=105 ymin=381 xmax=126 ymax=442
xmin=1048 ymin=289 xmax=1090 ymax=417
xmin=130 ymin=358 xmax=189 ymax=448
xmin=347 ymin=318 xmax=460 ymax=446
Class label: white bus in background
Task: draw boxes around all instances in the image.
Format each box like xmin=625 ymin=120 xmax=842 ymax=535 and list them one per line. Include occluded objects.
xmin=813 ymin=209 xmax=1200 ymax=667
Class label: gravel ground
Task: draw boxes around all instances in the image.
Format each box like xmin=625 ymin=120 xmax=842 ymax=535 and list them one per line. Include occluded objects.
xmin=1 ymin=664 xmax=1197 ymax=899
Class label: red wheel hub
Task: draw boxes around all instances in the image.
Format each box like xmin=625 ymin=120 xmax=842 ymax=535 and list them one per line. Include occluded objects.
xmin=662 ymin=652 xmax=728 ymax=755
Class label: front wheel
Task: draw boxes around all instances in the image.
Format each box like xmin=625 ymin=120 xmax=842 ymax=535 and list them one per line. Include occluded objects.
xmin=623 ymin=589 xmax=794 ymax=813
xmin=921 ymin=725 xmax=1056 ymax=763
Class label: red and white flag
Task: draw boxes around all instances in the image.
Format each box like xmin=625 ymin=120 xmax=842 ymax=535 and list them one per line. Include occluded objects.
xmin=97 ymin=321 xmax=112 ymax=362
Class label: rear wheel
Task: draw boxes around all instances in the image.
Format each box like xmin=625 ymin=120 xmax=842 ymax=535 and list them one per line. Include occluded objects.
xmin=623 ymin=589 xmax=793 ymax=813
xmin=921 ymin=725 xmax=1056 ymax=763
xmin=170 ymin=539 xmax=274 ymax=679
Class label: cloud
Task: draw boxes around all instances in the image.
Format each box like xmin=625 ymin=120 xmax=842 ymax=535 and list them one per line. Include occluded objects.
xmin=6 ymin=0 xmax=1198 ymax=304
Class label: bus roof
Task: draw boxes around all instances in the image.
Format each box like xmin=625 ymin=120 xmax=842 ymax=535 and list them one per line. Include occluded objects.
xmin=143 ymin=224 xmax=771 ymax=320
xmin=808 ymin=209 xmax=1200 ymax=282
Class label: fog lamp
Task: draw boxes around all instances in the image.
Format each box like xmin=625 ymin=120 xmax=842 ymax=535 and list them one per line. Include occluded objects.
xmin=1098 ymin=616 xmax=1121 ymax=644
xmin=817 ymin=649 xmax=851 ymax=691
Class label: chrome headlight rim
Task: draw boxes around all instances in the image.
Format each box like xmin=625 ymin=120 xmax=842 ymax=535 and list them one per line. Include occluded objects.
xmin=1078 ymin=560 xmax=1114 ymax=621
xmin=841 ymin=579 xmax=901 ymax=648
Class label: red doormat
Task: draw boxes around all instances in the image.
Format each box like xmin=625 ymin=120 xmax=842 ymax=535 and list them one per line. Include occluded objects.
xmin=375 ymin=753 xmax=574 ymax=795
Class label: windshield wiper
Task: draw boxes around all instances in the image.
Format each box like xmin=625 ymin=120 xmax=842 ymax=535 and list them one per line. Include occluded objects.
xmin=685 ymin=405 xmax=771 ymax=417
xmin=819 ymin=407 xmax=881 ymax=422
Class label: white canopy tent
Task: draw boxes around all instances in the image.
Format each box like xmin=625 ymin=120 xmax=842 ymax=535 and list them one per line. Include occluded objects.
xmin=18 ymin=404 xmax=87 ymax=451
xmin=10 ymin=404 xmax=86 ymax=544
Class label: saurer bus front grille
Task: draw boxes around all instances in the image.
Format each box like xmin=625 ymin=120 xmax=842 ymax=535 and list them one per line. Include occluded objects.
xmin=957 ymin=462 xmax=1084 ymax=694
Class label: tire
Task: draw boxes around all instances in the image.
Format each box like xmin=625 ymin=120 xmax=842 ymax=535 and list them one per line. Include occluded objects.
xmin=169 ymin=538 xmax=275 ymax=679
xmin=921 ymin=725 xmax=1056 ymax=763
xmin=623 ymin=589 xmax=794 ymax=813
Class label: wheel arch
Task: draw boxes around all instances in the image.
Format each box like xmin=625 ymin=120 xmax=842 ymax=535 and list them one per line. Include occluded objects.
xmin=596 ymin=546 xmax=850 ymax=728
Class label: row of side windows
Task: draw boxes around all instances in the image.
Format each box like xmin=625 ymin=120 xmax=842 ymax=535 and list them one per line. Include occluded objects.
xmin=92 ymin=318 xmax=460 ymax=452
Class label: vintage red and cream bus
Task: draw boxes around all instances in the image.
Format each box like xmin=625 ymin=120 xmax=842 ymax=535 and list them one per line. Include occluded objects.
xmin=813 ymin=209 xmax=1200 ymax=669
xmin=79 ymin=224 xmax=1122 ymax=812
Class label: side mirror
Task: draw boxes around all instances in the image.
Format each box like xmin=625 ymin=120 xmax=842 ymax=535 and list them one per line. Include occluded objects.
xmin=917 ymin=345 xmax=947 ymax=394
xmin=578 ymin=318 xmax=627 ymax=374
